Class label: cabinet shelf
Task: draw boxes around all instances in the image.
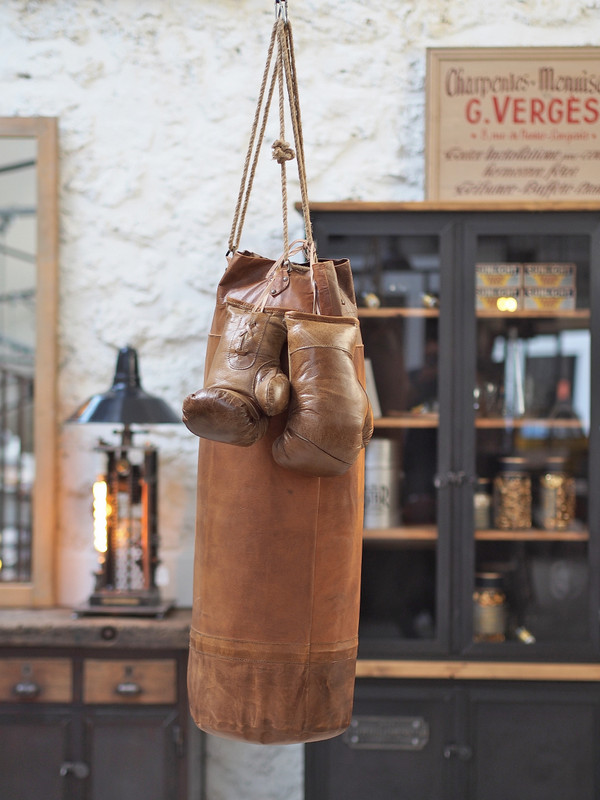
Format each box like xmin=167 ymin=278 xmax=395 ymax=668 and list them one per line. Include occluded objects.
xmin=475 ymin=417 xmax=585 ymax=429
xmin=476 ymin=309 xmax=589 ymax=320
xmin=363 ymin=526 xmax=437 ymax=542
xmin=358 ymin=308 xmax=589 ymax=320
xmin=475 ymin=528 xmax=588 ymax=541
xmin=358 ymin=307 xmax=439 ymax=318
xmin=355 ymin=659 xmax=600 ymax=681
xmin=374 ymin=413 xmax=439 ymax=429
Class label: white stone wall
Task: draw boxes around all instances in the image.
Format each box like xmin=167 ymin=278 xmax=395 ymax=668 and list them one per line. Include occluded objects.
xmin=1 ymin=1 xmax=599 ymax=797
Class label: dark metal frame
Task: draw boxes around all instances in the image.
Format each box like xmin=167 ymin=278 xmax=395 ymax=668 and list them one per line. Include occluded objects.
xmin=312 ymin=210 xmax=458 ymax=657
xmin=311 ymin=206 xmax=600 ymax=664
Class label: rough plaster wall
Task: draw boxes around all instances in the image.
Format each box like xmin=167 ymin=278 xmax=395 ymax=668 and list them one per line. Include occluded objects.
xmin=1 ymin=1 xmax=599 ymax=798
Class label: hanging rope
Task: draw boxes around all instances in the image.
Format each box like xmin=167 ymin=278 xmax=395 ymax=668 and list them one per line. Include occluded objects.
xmin=227 ymin=21 xmax=279 ymax=256
xmin=275 ymin=25 xmax=291 ymax=259
xmin=227 ymin=13 xmax=315 ymax=266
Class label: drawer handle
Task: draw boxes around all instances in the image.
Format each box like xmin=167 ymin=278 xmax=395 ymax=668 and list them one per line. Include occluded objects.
xmin=12 ymin=680 xmax=41 ymax=699
xmin=115 ymin=680 xmax=143 ymax=697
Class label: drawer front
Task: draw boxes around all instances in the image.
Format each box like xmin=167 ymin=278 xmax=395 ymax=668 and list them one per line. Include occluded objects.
xmin=83 ymin=659 xmax=177 ymax=705
xmin=0 ymin=658 xmax=72 ymax=703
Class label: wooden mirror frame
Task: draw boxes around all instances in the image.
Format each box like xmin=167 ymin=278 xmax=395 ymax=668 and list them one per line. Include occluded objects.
xmin=0 ymin=117 xmax=58 ymax=606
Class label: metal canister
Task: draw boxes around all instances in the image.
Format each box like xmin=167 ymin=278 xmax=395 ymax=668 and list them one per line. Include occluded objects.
xmin=364 ymin=439 xmax=401 ymax=528
xmin=493 ymin=456 xmax=532 ymax=530
xmin=473 ymin=572 xmax=507 ymax=642
xmin=539 ymin=456 xmax=575 ymax=531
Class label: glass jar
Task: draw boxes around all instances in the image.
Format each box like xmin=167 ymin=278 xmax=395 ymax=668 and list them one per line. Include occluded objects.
xmin=493 ymin=457 xmax=532 ymax=530
xmin=538 ymin=456 xmax=576 ymax=531
xmin=473 ymin=572 xmax=507 ymax=642
xmin=473 ymin=478 xmax=492 ymax=530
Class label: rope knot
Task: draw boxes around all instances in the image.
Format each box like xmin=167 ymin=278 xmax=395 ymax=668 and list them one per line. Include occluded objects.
xmin=272 ymin=139 xmax=295 ymax=164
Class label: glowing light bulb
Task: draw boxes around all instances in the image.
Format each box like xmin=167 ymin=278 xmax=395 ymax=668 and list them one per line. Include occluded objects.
xmin=496 ymin=296 xmax=518 ymax=313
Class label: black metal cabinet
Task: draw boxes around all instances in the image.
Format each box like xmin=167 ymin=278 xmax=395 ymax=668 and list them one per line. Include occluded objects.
xmin=307 ymin=679 xmax=600 ymax=800
xmin=467 ymin=685 xmax=599 ymax=800
xmin=306 ymin=683 xmax=457 ymax=800
xmin=0 ymin=647 xmax=193 ymax=800
xmin=306 ymin=202 xmax=600 ymax=799
xmin=311 ymin=202 xmax=600 ymax=660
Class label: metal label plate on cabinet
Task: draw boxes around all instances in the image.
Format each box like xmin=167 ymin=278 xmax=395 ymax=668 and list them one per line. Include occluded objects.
xmin=343 ymin=715 xmax=429 ymax=750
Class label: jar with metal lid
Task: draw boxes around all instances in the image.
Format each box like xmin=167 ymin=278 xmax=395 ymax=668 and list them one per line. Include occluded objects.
xmin=473 ymin=478 xmax=492 ymax=530
xmin=538 ymin=456 xmax=575 ymax=531
xmin=473 ymin=572 xmax=507 ymax=642
xmin=493 ymin=457 xmax=532 ymax=530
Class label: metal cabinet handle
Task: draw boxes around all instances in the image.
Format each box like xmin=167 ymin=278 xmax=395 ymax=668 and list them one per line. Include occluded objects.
xmin=12 ymin=680 xmax=41 ymax=699
xmin=60 ymin=762 xmax=90 ymax=779
xmin=443 ymin=743 xmax=473 ymax=761
xmin=115 ymin=680 xmax=143 ymax=696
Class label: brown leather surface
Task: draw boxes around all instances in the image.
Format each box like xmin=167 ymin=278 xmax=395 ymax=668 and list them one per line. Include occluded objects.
xmin=273 ymin=311 xmax=373 ymax=476
xmin=182 ymin=301 xmax=289 ymax=445
xmin=187 ymin=250 xmax=365 ymax=744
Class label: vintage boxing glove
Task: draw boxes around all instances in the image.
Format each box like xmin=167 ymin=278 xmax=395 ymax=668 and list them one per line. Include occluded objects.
xmin=183 ymin=300 xmax=289 ymax=446
xmin=272 ymin=310 xmax=373 ymax=476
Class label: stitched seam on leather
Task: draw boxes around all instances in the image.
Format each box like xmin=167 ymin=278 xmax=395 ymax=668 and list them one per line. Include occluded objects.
xmin=291 ymin=344 xmax=352 ymax=355
xmin=189 ymin=641 xmax=357 ymax=664
xmin=226 ymin=312 xmax=268 ymax=370
xmin=189 ymin=628 xmax=357 ymax=649
xmin=188 ymin=646 xmax=356 ymax=667
xmin=284 ymin=429 xmax=351 ymax=465
xmin=303 ymin=476 xmax=321 ymax=730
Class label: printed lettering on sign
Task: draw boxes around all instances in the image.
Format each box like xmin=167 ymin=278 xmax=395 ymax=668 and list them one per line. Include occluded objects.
xmin=426 ymin=47 xmax=600 ymax=202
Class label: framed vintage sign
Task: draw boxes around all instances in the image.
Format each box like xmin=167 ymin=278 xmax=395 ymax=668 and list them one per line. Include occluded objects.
xmin=426 ymin=47 xmax=600 ymax=202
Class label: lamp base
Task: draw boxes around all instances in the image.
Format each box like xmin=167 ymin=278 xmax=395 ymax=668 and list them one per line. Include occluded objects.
xmin=74 ymin=590 xmax=175 ymax=619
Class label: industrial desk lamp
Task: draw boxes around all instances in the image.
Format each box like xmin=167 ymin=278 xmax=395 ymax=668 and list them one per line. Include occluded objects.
xmin=68 ymin=346 xmax=180 ymax=617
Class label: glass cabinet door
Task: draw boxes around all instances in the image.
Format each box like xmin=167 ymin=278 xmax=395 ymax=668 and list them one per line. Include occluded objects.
xmin=464 ymin=216 xmax=598 ymax=656
xmin=312 ymin=215 xmax=452 ymax=656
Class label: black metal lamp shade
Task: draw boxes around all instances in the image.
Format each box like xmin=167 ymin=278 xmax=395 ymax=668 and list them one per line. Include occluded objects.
xmin=68 ymin=346 xmax=180 ymax=426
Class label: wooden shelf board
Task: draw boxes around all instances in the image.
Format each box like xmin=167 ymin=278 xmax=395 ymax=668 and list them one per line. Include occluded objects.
xmin=363 ymin=526 xmax=437 ymax=542
xmin=357 ymin=308 xmax=587 ymax=321
xmin=476 ymin=309 xmax=589 ymax=319
xmin=356 ymin=659 xmax=600 ymax=681
xmin=475 ymin=416 xmax=585 ymax=429
xmin=362 ymin=528 xmax=587 ymax=542
xmin=475 ymin=529 xmax=588 ymax=541
xmin=374 ymin=414 xmax=439 ymax=429
xmin=358 ymin=307 xmax=439 ymax=318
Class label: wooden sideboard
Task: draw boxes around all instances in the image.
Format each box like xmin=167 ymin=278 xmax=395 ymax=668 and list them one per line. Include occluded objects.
xmin=0 ymin=608 xmax=202 ymax=800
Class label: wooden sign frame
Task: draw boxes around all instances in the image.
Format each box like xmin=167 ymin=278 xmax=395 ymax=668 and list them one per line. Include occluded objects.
xmin=426 ymin=47 xmax=600 ymax=202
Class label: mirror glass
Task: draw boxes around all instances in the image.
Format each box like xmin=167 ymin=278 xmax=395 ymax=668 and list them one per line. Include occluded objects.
xmin=0 ymin=137 xmax=37 ymax=583
xmin=0 ymin=118 xmax=57 ymax=605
